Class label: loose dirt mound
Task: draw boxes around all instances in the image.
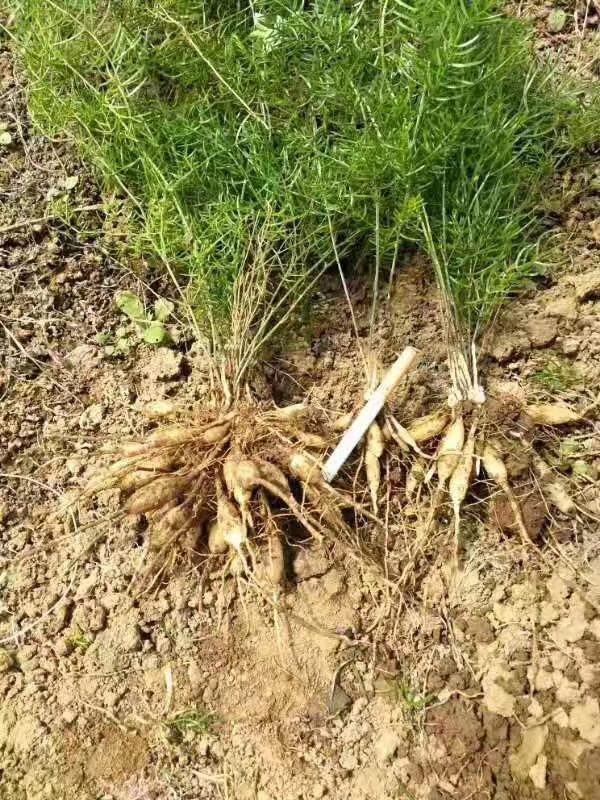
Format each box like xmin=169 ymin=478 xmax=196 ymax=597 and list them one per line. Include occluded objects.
xmin=2 ymin=12 xmax=600 ymax=800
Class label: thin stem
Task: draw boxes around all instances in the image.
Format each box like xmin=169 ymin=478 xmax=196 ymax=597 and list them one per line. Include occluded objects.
xmin=156 ymin=5 xmax=268 ymax=130
xmin=368 ymin=199 xmax=381 ymax=384
xmin=327 ymin=213 xmax=369 ymax=382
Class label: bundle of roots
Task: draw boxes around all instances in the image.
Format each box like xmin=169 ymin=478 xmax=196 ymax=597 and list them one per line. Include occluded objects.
xmin=84 ymin=400 xmax=383 ymax=586
xmin=377 ymin=394 xmax=588 ymax=573
xmin=83 ymin=369 xmax=586 ymax=594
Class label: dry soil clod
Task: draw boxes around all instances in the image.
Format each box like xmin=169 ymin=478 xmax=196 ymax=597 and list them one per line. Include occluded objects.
xmin=532 ymin=454 xmax=575 ymax=515
xmin=142 ymin=400 xmax=179 ymax=419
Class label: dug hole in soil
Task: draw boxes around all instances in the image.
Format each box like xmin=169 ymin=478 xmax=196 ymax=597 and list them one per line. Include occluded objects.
xmin=3 ymin=11 xmax=600 ymax=800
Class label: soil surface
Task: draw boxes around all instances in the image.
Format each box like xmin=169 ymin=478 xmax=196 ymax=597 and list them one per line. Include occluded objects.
xmin=2 ymin=9 xmax=600 ymax=800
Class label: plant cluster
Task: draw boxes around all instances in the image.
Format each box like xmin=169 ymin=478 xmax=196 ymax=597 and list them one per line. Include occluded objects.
xmin=11 ymin=0 xmax=598 ymax=361
xmin=9 ymin=0 xmax=599 ymax=578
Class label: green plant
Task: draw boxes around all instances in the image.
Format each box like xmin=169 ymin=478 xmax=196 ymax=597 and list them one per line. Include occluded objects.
xmin=7 ymin=0 xmax=599 ymax=382
xmin=9 ymin=0 xmax=600 ymax=578
xmin=548 ymin=8 xmax=568 ymax=33
xmin=165 ymin=708 xmax=215 ymax=736
xmin=376 ymin=674 xmax=436 ymax=715
xmin=115 ymin=290 xmax=174 ymax=345
xmin=67 ymin=628 xmax=93 ymax=652
xmin=546 ymin=435 xmax=593 ymax=477
xmin=96 ymin=290 xmax=175 ymax=355
xmin=531 ymin=358 xmax=581 ymax=394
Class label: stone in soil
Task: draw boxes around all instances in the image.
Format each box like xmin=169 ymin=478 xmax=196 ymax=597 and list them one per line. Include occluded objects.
xmin=373 ymin=729 xmax=400 ymax=766
xmin=338 ymin=752 xmax=358 ymax=772
xmin=294 ymin=548 xmax=330 ymax=580
xmin=144 ymin=347 xmax=184 ymax=381
xmin=65 ymin=343 xmax=99 ymax=376
xmin=483 ymin=678 xmax=515 ymax=718
xmin=572 ymin=269 xmax=600 ymax=301
xmin=570 ymin=697 xmax=600 ymax=745
xmin=92 ymin=609 xmax=142 ymax=671
xmin=7 ymin=714 xmax=46 ymax=756
xmin=546 ymin=293 xmax=578 ymax=321
xmin=526 ymin=316 xmax=558 ymax=347
xmin=577 ymin=747 xmax=600 ymax=800
xmin=489 ymin=331 xmax=522 ymax=362
xmin=509 ymin=724 xmax=548 ymax=780
xmin=488 ymin=483 xmax=546 ymax=542
xmin=329 ymin=684 xmax=352 ymax=715
xmin=529 ymin=753 xmax=547 ymax=790
xmin=78 ymin=403 xmax=104 ymax=430
xmin=562 ymin=336 xmax=579 ymax=355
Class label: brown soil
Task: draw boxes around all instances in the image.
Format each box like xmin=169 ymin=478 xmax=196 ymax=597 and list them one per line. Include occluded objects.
xmin=2 ymin=11 xmax=600 ymax=800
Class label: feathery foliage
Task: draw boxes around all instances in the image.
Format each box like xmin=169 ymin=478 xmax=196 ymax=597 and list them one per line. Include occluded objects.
xmin=8 ymin=0 xmax=599 ymax=356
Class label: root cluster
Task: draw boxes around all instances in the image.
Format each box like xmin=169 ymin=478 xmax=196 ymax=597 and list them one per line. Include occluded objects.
xmin=85 ymin=393 xmax=584 ymax=587
xmin=85 ymin=402 xmax=369 ymax=584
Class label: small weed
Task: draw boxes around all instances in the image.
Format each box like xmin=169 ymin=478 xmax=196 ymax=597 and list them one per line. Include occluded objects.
xmin=376 ymin=676 xmax=436 ymax=715
xmin=571 ymin=459 xmax=591 ymax=477
xmin=559 ymin=438 xmax=588 ymax=459
xmin=398 ymin=787 xmax=419 ymax=800
xmin=399 ymin=684 xmax=437 ymax=714
xmin=531 ymin=358 xmax=580 ymax=394
xmin=67 ymin=628 xmax=93 ymax=652
xmin=165 ymin=708 xmax=215 ymax=737
xmin=0 ymin=648 xmax=14 ymax=670
xmin=115 ymin=290 xmax=174 ymax=345
xmin=547 ymin=436 xmax=595 ymax=477
xmin=548 ymin=8 xmax=568 ymax=33
xmin=97 ymin=290 xmax=175 ymax=356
